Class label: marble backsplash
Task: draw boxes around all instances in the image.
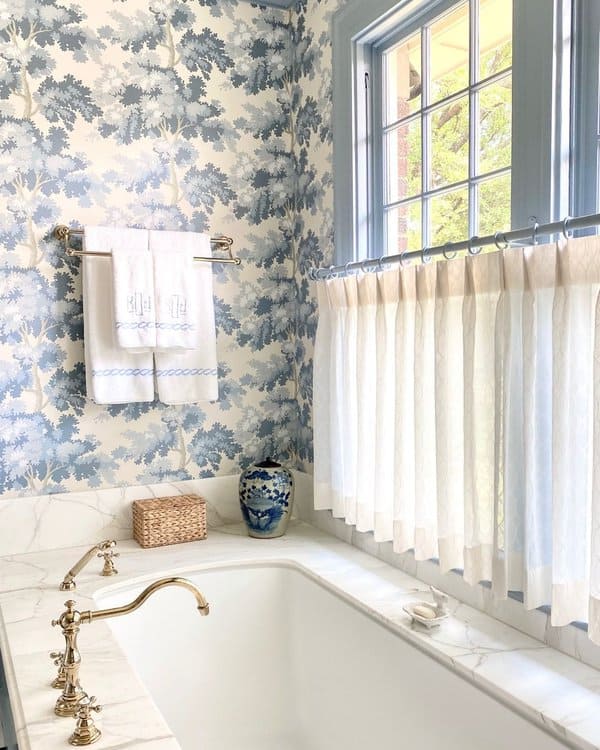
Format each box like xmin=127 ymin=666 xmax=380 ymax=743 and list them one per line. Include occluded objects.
xmin=0 ymin=475 xmax=240 ymax=557
xmin=0 ymin=471 xmax=314 ymax=557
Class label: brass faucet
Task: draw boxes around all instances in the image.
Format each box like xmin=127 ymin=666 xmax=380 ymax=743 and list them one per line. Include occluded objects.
xmin=59 ymin=540 xmax=118 ymax=591
xmin=52 ymin=577 xmax=209 ymax=717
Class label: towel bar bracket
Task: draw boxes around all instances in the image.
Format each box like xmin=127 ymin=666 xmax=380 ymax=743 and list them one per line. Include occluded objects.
xmin=52 ymin=225 xmax=241 ymax=266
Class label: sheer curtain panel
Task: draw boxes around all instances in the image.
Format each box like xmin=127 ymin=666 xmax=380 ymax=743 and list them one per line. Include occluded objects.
xmin=313 ymin=237 xmax=600 ymax=642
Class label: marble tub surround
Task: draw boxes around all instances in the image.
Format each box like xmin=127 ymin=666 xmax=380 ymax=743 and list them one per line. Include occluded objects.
xmin=0 ymin=525 xmax=600 ymax=750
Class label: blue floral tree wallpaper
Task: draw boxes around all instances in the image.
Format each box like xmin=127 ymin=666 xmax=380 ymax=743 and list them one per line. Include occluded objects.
xmin=0 ymin=0 xmax=338 ymax=498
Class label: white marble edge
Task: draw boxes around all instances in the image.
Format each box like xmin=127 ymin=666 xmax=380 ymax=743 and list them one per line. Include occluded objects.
xmin=1 ymin=523 xmax=600 ymax=750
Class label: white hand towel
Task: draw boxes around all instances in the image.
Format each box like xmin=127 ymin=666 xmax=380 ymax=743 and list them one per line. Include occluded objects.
xmin=154 ymin=235 xmax=218 ymax=404
xmin=83 ymin=226 xmax=154 ymax=404
xmin=149 ymin=230 xmax=200 ymax=351
xmin=111 ymin=229 xmax=155 ymax=350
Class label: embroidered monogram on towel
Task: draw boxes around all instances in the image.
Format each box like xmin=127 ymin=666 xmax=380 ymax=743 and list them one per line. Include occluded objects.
xmin=150 ymin=232 xmax=200 ymax=351
xmin=112 ymin=237 xmax=156 ymax=350
xmin=127 ymin=292 xmax=153 ymax=317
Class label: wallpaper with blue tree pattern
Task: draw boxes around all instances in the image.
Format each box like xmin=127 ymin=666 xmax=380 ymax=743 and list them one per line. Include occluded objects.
xmin=0 ymin=0 xmax=336 ymax=498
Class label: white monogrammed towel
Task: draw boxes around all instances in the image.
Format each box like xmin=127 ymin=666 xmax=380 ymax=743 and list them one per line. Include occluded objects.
xmin=149 ymin=230 xmax=200 ymax=351
xmin=110 ymin=228 xmax=155 ymax=350
xmin=82 ymin=226 xmax=154 ymax=404
xmin=153 ymin=233 xmax=218 ymax=404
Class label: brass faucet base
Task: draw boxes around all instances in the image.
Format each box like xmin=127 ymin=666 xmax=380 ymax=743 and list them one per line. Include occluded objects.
xmin=55 ymin=691 xmax=86 ymax=717
xmin=60 ymin=580 xmax=76 ymax=591
xmin=68 ymin=726 xmax=101 ymax=746
xmin=51 ymin=675 xmax=66 ymax=690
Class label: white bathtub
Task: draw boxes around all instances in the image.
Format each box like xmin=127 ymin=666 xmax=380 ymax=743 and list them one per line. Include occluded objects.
xmin=95 ymin=563 xmax=570 ymax=750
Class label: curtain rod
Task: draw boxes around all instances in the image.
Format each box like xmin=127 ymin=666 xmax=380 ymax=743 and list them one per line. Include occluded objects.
xmin=53 ymin=225 xmax=241 ymax=266
xmin=311 ymin=212 xmax=600 ymax=280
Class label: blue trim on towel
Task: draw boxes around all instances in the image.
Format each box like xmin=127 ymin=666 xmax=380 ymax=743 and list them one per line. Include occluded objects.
xmin=115 ymin=321 xmax=155 ymax=330
xmin=155 ymin=322 xmax=195 ymax=331
xmin=155 ymin=368 xmax=218 ymax=377
xmin=92 ymin=368 xmax=154 ymax=376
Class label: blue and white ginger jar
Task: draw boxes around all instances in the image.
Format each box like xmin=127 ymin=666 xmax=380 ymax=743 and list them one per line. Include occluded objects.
xmin=239 ymin=458 xmax=294 ymax=538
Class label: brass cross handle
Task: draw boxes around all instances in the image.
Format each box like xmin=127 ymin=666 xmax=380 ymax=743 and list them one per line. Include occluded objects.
xmin=97 ymin=549 xmax=119 ymax=577
xmin=49 ymin=650 xmax=66 ymax=689
xmin=69 ymin=695 xmax=102 ymax=746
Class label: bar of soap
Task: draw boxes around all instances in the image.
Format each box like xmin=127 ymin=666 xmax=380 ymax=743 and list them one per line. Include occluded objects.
xmin=413 ymin=604 xmax=437 ymax=619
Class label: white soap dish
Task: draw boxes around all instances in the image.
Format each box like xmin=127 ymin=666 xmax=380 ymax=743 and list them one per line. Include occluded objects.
xmin=403 ymin=587 xmax=449 ymax=628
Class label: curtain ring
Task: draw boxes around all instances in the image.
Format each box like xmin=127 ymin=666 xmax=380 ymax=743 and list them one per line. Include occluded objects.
xmin=360 ymin=258 xmax=371 ymax=273
xmin=494 ymin=231 xmax=508 ymax=251
xmin=377 ymin=255 xmax=387 ymax=272
xmin=528 ymin=216 xmax=540 ymax=246
xmin=327 ymin=265 xmax=337 ymax=279
xmin=443 ymin=242 xmax=457 ymax=260
xmin=344 ymin=261 xmax=353 ymax=276
xmin=399 ymin=250 xmax=410 ymax=267
xmin=421 ymin=246 xmax=431 ymax=264
xmin=468 ymin=236 xmax=482 ymax=255
xmin=562 ymin=215 xmax=572 ymax=240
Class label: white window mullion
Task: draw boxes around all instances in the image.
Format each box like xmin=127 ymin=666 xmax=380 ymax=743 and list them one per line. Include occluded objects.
xmin=468 ymin=0 xmax=478 ymax=237
xmin=422 ymin=23 xmax=431 ymax=248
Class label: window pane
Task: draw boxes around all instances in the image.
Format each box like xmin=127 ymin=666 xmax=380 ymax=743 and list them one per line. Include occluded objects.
xmin=478 ymin=75 xmax=512 ymax=175
xmin=384 ymin=33 xmax=421 ymax=124
xmin=385 ymin=119 xmax=422 ymax=203
xmin=430 ymin=187 xmax=468 ymax=245
xmin=431 ymin=95 xmax=469 ymax=188
xmin=385 ymin=201 xmax=422 ymax=255
xmin=430 ymin=3 xmax=469 ymax=103
xmin=477 ymin=172 xmax=511 ymax=236
xmin=479 ymin=0 xmax=512 ymax=80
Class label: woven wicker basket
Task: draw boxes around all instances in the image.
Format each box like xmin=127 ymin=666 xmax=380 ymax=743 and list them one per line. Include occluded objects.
xmin=132 ymin=494 xmax=207 ymax=548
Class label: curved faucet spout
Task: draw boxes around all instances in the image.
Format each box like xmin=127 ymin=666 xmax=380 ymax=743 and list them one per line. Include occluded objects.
xmin=81 ymin=576 xmax=210 ymax=623
xmin=51 ymin=577 xmax=208 ymax=716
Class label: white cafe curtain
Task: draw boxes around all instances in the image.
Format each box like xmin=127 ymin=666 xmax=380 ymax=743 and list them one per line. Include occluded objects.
xmin=313 ymin=237 xmax=600 ymax=642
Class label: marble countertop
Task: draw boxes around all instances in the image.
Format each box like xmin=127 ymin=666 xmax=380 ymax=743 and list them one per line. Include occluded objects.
xmin=1 ymin=521 xmax=600 ymax=750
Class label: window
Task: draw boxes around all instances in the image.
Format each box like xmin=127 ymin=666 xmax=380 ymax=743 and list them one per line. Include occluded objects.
xmin=377 ymin=0 xmax=512 ymax=256
xmin=332 ymin=0 xmax=572 ymax=264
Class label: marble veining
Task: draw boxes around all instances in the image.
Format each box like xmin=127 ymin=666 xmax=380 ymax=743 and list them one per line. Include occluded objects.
xmin=1 ymin=523 xmax=600 ymax=750
xmin=0 ymin=475 xmax=242 ymax=557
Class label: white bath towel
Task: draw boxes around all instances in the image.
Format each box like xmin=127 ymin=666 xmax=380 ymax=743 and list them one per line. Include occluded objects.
xmin=153 ymin=234 xmax=218 ymax=404
xmin=111 ymin=228 xmax=155 ymax=350
xmin=82 ymin=226 xmax=154 ymax=404
xmin=149 ymin=230 xmax=200 ymax=351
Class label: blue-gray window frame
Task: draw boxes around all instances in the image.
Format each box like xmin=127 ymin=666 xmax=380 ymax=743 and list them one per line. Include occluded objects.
xmin=332 ymin=0 xmax=573 ymax=265
xmin=571 ymin=0 xmax=600 ymax=220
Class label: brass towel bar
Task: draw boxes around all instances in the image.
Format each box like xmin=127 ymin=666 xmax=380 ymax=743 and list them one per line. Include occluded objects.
xmin=53 ymin=225 xmax=241 ymax=266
